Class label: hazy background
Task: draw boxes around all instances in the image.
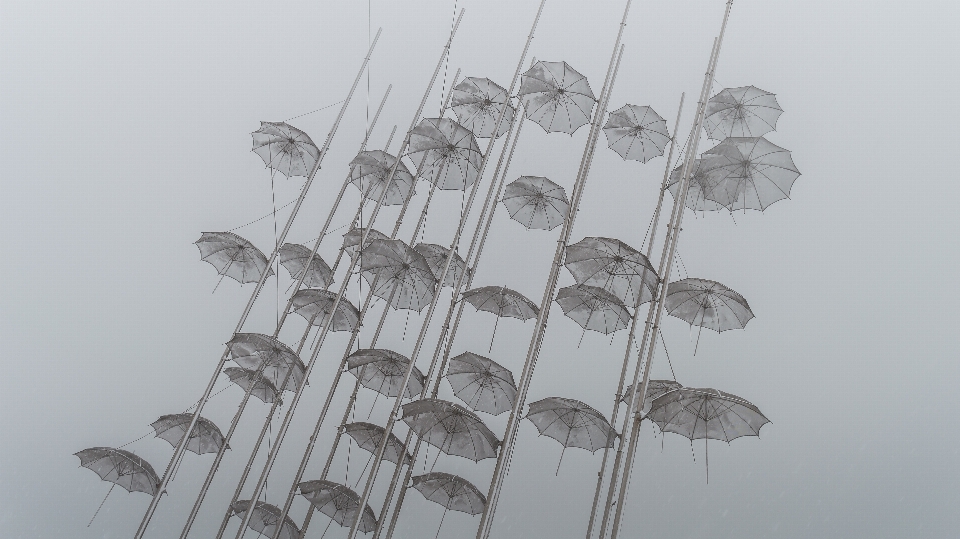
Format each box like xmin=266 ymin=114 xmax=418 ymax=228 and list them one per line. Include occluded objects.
xmin=2 ymin=1 xmax=958 ymax=538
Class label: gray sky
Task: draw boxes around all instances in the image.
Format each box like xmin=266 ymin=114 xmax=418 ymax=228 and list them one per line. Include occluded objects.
xmin=2 ymin=1 xmax=958 ymax=538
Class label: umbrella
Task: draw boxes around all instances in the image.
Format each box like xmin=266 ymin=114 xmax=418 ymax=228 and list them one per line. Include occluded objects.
xmin=602 ymin=104 xmax=671 ymax=163
xmin=278 ymin=243 xmax=333 ymax=288
xmin=289 ymin=289 xmax=362 ymax=332
xmin=699 ymin=136 xmax=801 ymax=211
xmin=342 ymin=227 xmax=390 ymax=259
xmin=225 ymin=333 xmax=306 ymax=392
xmin=75 ymin=447 xmax=160 ymax=496
xmin=223 ymin=366 xmax=281 ymax=404
xmin=621 ymin=379 xmax=683 ymax=415
xmin=664 ymin=278 xmax=754 ymax=332
xmin=563 ymin=237 xmax=658 ymax=307
xmin=461 ymin=286 xmax=539 ymax=352
xmin=411 ymin=472 xmax=486 ymax=515
xmin=526 ymin=397 xmax=616 ymax=473
xmin=251 ymin=121 xmax=320 ymax=178
xmin=401 ymin=398 xmax=500 ymax=462
xmin=555 ymin=284 xmax=632 ymax=337
xmin=298 ymin=480 xmax=378 ymax=533
xmin=230 ymin=500 xmax=301 ymax=539
xmin=343 ymin=422 xmax=412 ymax=466
xmin=450 ymin=76 xmax=516 ymax=139
xmin=414 ymin=243 xmax=467 ymax=288
xmin=360 ymin=239 xmax=437 ymax=312
xmin=150 ymin=414 xmax=228 ymax=455
xmin=346 ymin=348 xmax=425 ymax=399
xmin=349 ymin=150 xmax=417 ymax=206
xmin=407 ymin=117 xmax=483 ymax=191
xmin=194 ymin=231 xmax=274 ymax=286
xmin=501 ymin=176 xmax=569 ymax=231
xmin=665 ymin=158 xmax=729 ymax=212
xmin=446 ymin=352 xmax=517 ymax=416
xmin=647 ymin=387 xmax=771 ymax=481
xmin=518 ymin=60 xmax=596 ymax=135
xmin=703 ymin=85 xmax=783 ymax=140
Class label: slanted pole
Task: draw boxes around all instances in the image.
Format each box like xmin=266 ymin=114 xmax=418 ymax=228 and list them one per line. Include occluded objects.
xmin=134 ymin=30 xmax=382 ymax=539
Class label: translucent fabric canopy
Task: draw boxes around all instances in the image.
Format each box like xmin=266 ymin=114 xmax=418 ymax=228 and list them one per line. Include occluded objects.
xmin=621 ymin=379 xmax=683 ymax=415
xmin=150 ymin=414 xmax=228 ymax=455
xmin=225 ymin=333 xmax=306 ymax=392
xmin=602 ymin=104 xmax=670 ymax=163
xmin=414 ymin=243 xmax=467 ymax=288
xmin=664 ymin=278 xmax=754 ymax=332
xmin=407 ymin=117 xmax=483 ymax=191
xmin=554 ymin=284 xmax=632 ymax=335
xmin=461 ymin=286 xmax=539 ymax=321
xmin=251 ymin=121 xmax=320 ymax=178
xmin=298 ymin=480 xmax=378 ymax=533
xmin=446 ymin=352 xmax=517 ymax=416
xmin=342 ymin=227 xmax=390 ymax=259
xmin=230 ymin=500 xmax=301 ymax=539
xmin=223 ymin=366 xmax=281 ymax=404
xmin=451 ymin=77 xmax=516 ymax=139
xmin=342 ymin=422 xmax=412 ymax=466
xmin=195 ymin=231 xmax=274 ymax=285
xmin=647 ymin=387 xmax=770 ymax=442
xmin=525 ymin=397 xmax=616 ymax=453
xmin=700 ymin=136 xmax=801 ymax=211
xmin=346 ymin=349 xmax=425 ymax=399
xmin=564 ymin=237 xmax=658 ymax=307
xmin=666 ymin=158 xmax=729 ymax=212
xmin=401 ymin=398 xmax=501 ymax=461
xmin=349 ymin=150 xmax=416 ymax=206
xmin=501 ymin=176 xmax=569 ymax=231
xmin=360 ymin=238 xmax=437 ymax=312
xmin=411 ymin=472 xmax=487 ymax=515
xmin=74 ymin=447 xmax=160 ymax=495
xmin=289 ymin=289 xmax=361 ymax=332
xmin=519 ymin=61 xmax=596 ymax=135
xmin=703 ymin=86 xmax=782 ymax=140
xmin=278 ymin=243 xmax=333 ymax=289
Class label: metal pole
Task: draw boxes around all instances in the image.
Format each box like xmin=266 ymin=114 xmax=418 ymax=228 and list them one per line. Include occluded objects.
xmin=134 ymin=31 xmax=381 ymax=539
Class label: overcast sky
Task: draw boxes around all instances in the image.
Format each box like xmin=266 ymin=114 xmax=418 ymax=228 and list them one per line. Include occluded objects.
xmin=2 ymin=1 xmax=959 ymax=538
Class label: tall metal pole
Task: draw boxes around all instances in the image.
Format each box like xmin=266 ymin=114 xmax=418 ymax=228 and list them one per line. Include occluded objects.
xmin=583 ymin=92 xmax=684 ymax=539
xmin=229 ymin=14 xmax=465 ymax=539
xmin=133 ymin=31 xmax=382 ymax=539
xmin=608 ymin=5 xmax=734 ymax=539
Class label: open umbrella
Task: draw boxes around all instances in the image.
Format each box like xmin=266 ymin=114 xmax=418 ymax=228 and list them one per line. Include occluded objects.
xmin=564 ymin=237 xmax=658 ymax=307
xmin=360 ymin=238 xmax=437 ymax=312
xmin=349 ymin=150 xmax=416 ymax=206
xmin=446 ymin=352 xmax=517 ymax=416
xmin=150 ymin=414 xmax=228 ymax=455
xmin=621 ymin=379 xmax=683 ymax=415
xmin=414 ymin=243 xmax=467 ymax=288
xmin=289 ymin=289 xmax=362 ymax=332
xmin=411 ymin=472 xmax=486 ymax=539
xmin=461 ymin=285 xmax=539 ymax=352
xmin=230 ymin=500 xmax=301 ymax=539
xmin=666 ymin=158 xmax=729 ymax=212
xmin=223 ymin=366 xmax=281 ymax=404
xmin=703 ymin=85 xmax=783 ymax=140
xmin=195 ymin=231 xmax=274 ymax=287
xmin=346 ymin=348 xmax=425 ymax=399
xmin=342 ymin=227 xmax=390 ymax=259
xmin=450 ymin=77 xmax=516 ymax=138
xmin=75 ymin=447 xmax=160 ymax=496
xmin=343 ymin=422 xmax=412 ymax=466
xmin=402 ymin=399 xmax=500 ymax=462
xmin=699 ymin=136 xmax=801 ymax=211
xmin=251 ymin=121 xmax=320 ymax=178
xmin=278 ymin=243 xmax=333 ymax=288
xmin=664 ymin=278 xmax=754 ymax=332
xmin=602 ymin=104 xmax=670 ymax=163
xmin=501 ymin=176 xmax=569 ymax=231
xmin=225 ymin=333 xmax=306 ymax=392
xmin=555 ymin=284 xmax=632 ymax=336
xmin=407 ymin=117 xmax=483 ymax=191
xmin=519 ymin=60 xmax=596 ymax=135
xmin=299 ymin=480 xmax=378 ymax=534
xmin=526 ymin=397 xmax=616 ymax=473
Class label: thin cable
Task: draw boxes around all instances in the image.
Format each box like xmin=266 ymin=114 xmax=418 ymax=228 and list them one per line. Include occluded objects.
xmin=284 ymin=100 xmax=346 ymax=122
xmin=658 ymin=328 xmax=677 ymax=382
xmin=228 ymin=199 xmax=298 ymax=232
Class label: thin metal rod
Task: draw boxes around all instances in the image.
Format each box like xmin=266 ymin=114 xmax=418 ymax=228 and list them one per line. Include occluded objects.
xmin=134 ymin=30 xmax=382 ymax=539
xmin=584 ymin=92 xmax=684 ymax=539
xmin=476 ymin=3 xmax=631 ymax=535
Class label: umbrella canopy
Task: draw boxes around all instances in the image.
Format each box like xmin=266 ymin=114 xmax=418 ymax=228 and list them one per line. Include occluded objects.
xmin=664 ymin=278 xmax=754 ymax=332
xmin=647 ymin=387 xmax=770 ymax=442
xmin=555 ymin=284 xmax=632 ymax=335
xmin=525 ymin=397 xmax=616 ymax=453
xmin=461 ymin=286 xmax=539 ymax=321
xmin=289 ymin=289 xmax=361 ymax=332
xmin=195 ymin=231 xmax=274 ymax=285
xmin=342 ymin=227 xmax=390 ymax=259
xmin=411 ymin=472 xmax=487 ymax=515
xmin=407 ymin=117 xmax=483 ymax=191
xmin=519 ymin=60 xmax=596 ymax=135
xmin=225 ymin=333 xmax=306 ymax=392
xmin=699 ymin=136 xmax=801 ymax=211
xmin=346 ymin=349 xmax=425 ymax=399
xmin=666 ymin=158 xmax=729 ymax=212
xmin=150 ymin=414 xmax=228 ymax=455
xmin=564 ymin=237 xmax=658 ymax=307
xmin=501 ymin=176 xmax=569 ymax=231
xmin=74 ymin=447 xmax=160 ymax=495
xmin=621 ymin=379 xmax=683 ymax=416
xmin=703 ymin=85 xmax=783 ymax=140
xmin=446 ymin=352 xmax=517 ymax=416
xmin=223 ymin=366 xmax=281 ymax=404
xmin=251 ymin=121 xmax=320 ymax=178
xmin=278 ymin=243 xmax=333 ymax=288
xmin=450 ymin=76 xmax=516 ymax=139
xmin=602 ymin=104 xmax=671 ymax=163
xmin=349 ymin=149 xmax=416 ymax=206
xmin=360 ymin=239 xmax=437 ymax=312
xmin=402 ymin=398 xmax=500 ymax=462
xmin=342 ymin=422 xmax=412 ymax=466
xmin=414 ymin=243 xmax=467 ymax=288
xmin=298 ymin=480 xmax=378 ymax=533
xmin=230 ymin=500 xmax=301 ymax=539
